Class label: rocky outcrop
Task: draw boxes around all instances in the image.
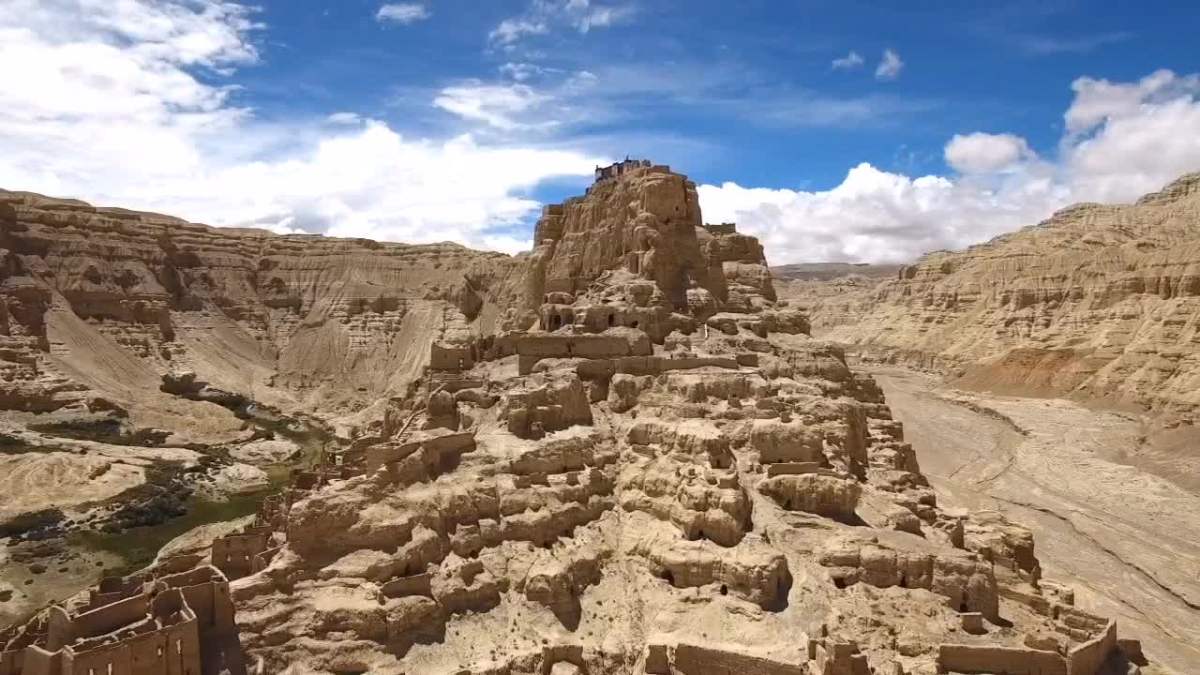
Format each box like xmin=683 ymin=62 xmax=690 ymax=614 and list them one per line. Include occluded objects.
xmin=508 ymin=164 xmax=778 ymax=339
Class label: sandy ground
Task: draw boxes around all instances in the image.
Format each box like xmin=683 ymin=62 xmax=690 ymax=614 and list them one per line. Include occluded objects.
xmin=0 ymin=452 xmax=144 ymax=519
xmin=869 ymin=367 xmax=1200 ymax=674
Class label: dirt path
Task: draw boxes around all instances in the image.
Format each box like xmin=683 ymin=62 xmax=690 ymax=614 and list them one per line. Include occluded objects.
xmin=869 ymin=367 xmax=1200 ymax=674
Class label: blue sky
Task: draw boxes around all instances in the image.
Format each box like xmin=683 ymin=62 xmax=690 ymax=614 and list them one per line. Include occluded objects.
xmin=238 ymin=0 xmax=1197 ymax=187
xmin=2 ymin=1 xmax=1199 ymax=262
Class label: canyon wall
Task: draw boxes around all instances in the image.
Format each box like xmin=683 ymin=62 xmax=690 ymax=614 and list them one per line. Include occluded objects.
xmin=802 ymin=173 xmax=1200 ymax=416
xmin=0 ymin=190 xmax=520 ymax=439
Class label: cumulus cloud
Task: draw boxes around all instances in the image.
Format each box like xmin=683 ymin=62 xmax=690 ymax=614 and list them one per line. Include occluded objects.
xmin=376 ymin=3 xmax=430 ymax=25
xmin=875 ymin=49 xmax=903 ymax=81
xmin=1064 ymin=70 xmax=1200 ymax=202
xmin=944 ymin=132 xmax=1037 ymax=174
xmin=489 ymin=0 xmax=634 ymax=47
xmin=699 ymin=69 xmax=1200 ymax=264
xmin=1064 ymin=69 xmax=1200 ymax=135
xmin=197 ymin=126 xmax=599 ymax=252
xmin=0 ymin=0 xmax=600 ymax=252
xmin=831 ymin=51 xmax=864 ymax=70
xmin=699 ymin=165 xmax=1065 ymax=264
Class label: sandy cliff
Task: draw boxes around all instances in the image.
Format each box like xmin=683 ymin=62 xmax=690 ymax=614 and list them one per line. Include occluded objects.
xmin=802 ymin=173 xmax=1200 ymax=416
xmin=0 ymin=189 xmax=520 ymax=440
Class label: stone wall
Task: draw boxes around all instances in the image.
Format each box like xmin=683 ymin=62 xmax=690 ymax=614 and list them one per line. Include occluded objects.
xmin=703 ymin=223 xmax=737 ymax=235
xmin=3 ymin=564 xmax=242 ymax=675
xmin=4 ymin=578 xmax=224 ymax=675
xmin=61 ymin=589 xmax=200 ymax=675
xmin=429 ymin=342 xmax=476 ymax=372
xmin=364 ymin=431 xmax=474 ymax=473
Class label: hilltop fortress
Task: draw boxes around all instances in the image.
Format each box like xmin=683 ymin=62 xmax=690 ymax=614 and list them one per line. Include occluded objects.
xmin=1 ymin=162 xmax=1151 ymax=674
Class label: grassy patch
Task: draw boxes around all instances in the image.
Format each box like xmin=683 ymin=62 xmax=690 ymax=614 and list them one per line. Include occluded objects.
xmin=70 ymin=490 xmax=268 ymax=576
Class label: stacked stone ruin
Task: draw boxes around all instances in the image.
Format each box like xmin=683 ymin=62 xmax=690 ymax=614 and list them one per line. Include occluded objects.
xmin=593 ymin=158 xmax=653 ymax=183
xmin=0 ymin=161 xmax=1152 ymax=674
xmin=219 ymin=161 xmax=1148 ymax=673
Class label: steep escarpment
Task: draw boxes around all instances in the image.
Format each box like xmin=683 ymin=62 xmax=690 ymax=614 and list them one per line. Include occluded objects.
xmin=0 ymin=189 xmax=519 ymax=440
xmin=802 ymin=173 xmax=1200 ymax=416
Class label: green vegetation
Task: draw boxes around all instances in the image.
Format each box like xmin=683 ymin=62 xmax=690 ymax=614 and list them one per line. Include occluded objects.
xmin=70 ymin=489 xmax=266 ymax=576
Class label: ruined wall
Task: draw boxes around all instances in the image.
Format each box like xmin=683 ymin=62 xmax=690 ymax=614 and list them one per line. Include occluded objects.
xmin=68 ymin=594 xmax=149 ymax=643
xmin=1068 ymin=620 xmax=1117 ymax=675
xmin=61 ymin=609 xmax=200 ymax=675
xmin=524 ymin=165 xmax=710 ymax=310
xmin=937 ymin=644 xmax=1067 ymax=675
xmin=516 ymin=332 xmax=651 ymax=375
xmin=212 ymin=530 xmax=271 ymax=580
xmin=645 ymin=643 xmax=806 ymax=675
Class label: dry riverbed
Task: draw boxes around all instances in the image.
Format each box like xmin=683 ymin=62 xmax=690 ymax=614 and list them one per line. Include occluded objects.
xmin=869 ymin=367 xmax=1200 ymax=673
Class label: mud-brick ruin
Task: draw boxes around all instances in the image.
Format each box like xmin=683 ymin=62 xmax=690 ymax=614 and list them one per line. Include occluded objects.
xmin=1 ymin=160 xmax=1154 ymax=674
xmin=0 ymin=557 xmax=243 ymax=675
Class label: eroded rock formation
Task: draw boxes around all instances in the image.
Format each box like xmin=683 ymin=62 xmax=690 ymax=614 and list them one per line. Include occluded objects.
xmin=0 ymin=189 xmax=519 ymax=442
xmin=1 ymin=162 xmax=1152 ymax=674
xmin=801 ymin=173 xmax=1200 ymax=417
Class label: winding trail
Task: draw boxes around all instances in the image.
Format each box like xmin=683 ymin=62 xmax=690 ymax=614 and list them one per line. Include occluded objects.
xmin=868 ymin=367 xmax=1200 ymax=674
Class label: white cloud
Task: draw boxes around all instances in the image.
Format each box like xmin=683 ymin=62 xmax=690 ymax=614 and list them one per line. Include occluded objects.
xmin=944 ymin=132 xmax=1037 ymax=174
xmin=376 ymin=3 xmax=430 ymax=25
xmin=875 ymin=49 xmax=904 ymax=81
xmin=433 ymin=82 xmax=557 ymax=131
xmin=0 ymin=0 xmax=601 ymax=252
xmin=699 ymin=69 xmax=1200 ymax=264
xmin=831 ymin=51 xmax=864 ymax=70
xmin=1064 ymin=69 xmax=1200 ymax=135
xmin=326 ymin=112 xmax=364 ymax=125
xmin=490 ymin=18 xmax=548 ymax=46
xmin=699 ymin=164 xmax=1066 ymax=264
xmin=574 ymin=4 xmax=633 ymax=32
xmin=489 ymin=0 xmax=633 ymax=46
xmin=1064 ymin=70 xmax=1200 ymax=202
xmin=1013 ymin=31 xmax=1133 ymax=56
xmin=201 ymin=126 xmax=599 ymax=252
xmin=500 ymin=62 xmax=549 ymax=82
